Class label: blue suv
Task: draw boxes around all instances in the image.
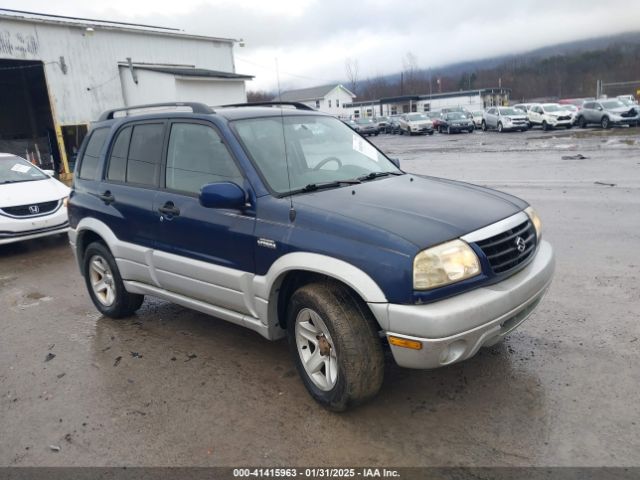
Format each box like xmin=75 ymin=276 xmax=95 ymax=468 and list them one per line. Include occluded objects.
xmin=68 ymin=102 xmax=555 ymax=411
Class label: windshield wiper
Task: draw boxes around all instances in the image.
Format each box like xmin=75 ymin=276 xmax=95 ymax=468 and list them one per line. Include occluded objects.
xmin=290 ymin=179 xmax=361 ymax=195
xmin=357 ymin=171 xmax=402 ymax=182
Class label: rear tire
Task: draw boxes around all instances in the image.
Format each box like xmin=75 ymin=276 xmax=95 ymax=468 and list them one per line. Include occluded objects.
xmin=287 ymin=281 xmax=384 ymax=412
xmin=83 ymin=242 xmax=144 ymax=318
xmin=481 ymin=120 xmax=487 ymax=131
xmin=578 ymin=116 xmax=587 ymax=128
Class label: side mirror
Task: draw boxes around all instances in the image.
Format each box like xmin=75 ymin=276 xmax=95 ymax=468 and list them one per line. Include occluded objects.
xmin=390 ymin=158 xmax=401 ymax=168
xmin=199 ymin=182 xmax=246 ymax=209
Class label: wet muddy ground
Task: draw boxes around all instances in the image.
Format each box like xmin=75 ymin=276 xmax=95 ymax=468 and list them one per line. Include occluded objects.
xmin=1 ymin=127 xmax=639 ymax=466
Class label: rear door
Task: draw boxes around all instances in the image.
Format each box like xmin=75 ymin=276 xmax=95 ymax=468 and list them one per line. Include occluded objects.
xmin=152 ymin=120 xmax=256 ymax=314
xmin=97 ymin=121 xmax=166 ymax=286
xmin=485 ymin=108 xmax=497 ymax=127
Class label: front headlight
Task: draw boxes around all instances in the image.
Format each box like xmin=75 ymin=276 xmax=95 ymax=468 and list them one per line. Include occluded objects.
xmin=62 ymin=196 xmax=70 ymax=208
xmin=525 ymin=206 xmax=542 ymax=241
xmin=413 ymin=239 xmax=480 ymax=290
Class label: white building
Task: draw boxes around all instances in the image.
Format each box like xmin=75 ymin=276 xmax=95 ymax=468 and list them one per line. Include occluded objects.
xmin=0 ymin=10 xmax=251 ymax=177
xmin=344 ymin=88 xmax=511 ymax=118
xmin=274 ymin=84 xmax=356 ymax=117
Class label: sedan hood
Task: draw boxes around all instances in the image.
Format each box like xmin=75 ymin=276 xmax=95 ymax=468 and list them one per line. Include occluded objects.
xmin=0 ymin=178 xmax=69 ymax=208
xmin=293 ymin=174 xmax=527 ymax=249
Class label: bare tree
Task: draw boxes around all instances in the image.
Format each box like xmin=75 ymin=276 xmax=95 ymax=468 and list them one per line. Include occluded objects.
xmin=345 ymin=58 xmax=359 ymax=97
xmin=247 ymin=90 xmax=274 ymax=102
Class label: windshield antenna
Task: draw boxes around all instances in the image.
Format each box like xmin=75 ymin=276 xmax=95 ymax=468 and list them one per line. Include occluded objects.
xmin=275 ymin=57 xmax=296 ymax=222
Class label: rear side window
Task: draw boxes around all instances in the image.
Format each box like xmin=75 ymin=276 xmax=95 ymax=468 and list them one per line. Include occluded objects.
xmin=107 ymin=127 xmax=131 ymax=182
xmin=165 ymin=123 xmax=242 ymax=195
xmin=583 ymin=102 xmax=594 ymax=109
xmin=126 ymin=124 xmax=164 ymax=186
xmin=78 ymin=128 xmax=109 ymax=179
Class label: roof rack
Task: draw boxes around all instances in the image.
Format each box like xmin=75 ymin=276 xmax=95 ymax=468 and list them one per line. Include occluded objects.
xmin=98 ymin=102 xmax=214 ymax=121
xmin=219 ymin=101 xmax=315 ymax=111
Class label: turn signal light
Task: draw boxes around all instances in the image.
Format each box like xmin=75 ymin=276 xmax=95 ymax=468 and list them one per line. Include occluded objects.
xmin=388 ymin=336 xmax=423 ymax=350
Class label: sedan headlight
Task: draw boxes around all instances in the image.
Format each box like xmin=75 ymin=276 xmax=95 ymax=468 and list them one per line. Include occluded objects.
xmin=525 ymin=206 xmax=542 ymax=241
xmin=413 ymin=239 xmax=480 ymax=290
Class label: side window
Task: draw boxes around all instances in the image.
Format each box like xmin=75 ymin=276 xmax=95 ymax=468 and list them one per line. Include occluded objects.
xmin=165 ymin=123 xmax=242 ymax=195
xmin=336 ymin=99 xmax=340 ymax=108
xmin=126 ymin=123 xmax=164 ymax=186
xmin=78 ymin=128 xmax=109 ymax=180
xmin=315 ymin=100 xmax=320 ymax=108
xmin=106 ymin=127 xmax=131 ymax=182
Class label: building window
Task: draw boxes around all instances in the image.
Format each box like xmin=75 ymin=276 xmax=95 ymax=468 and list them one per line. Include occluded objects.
xmin=336 ymin=99 xmax=340 ymax=107
xmin=366 ymin=108 xmax=372 ymax=117
xmin=315 ymin=100 xmax=320 ymax=108
xmin=354 ymin=110 xmax=360 ymax=118
xmin=390 ymin=106 xmax=397 ymax=115
xmin=423 ymin=103 xmax=431 ymax=112
xmin=328 ymin=100 xmax=332 ymax=108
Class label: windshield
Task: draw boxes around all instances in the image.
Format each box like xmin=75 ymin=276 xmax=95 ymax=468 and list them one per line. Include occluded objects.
xmin=561 ymin=104 xmax=577 ymax=111
xmin=601 ymin=100 xmax=625 ymax=109
xmin=233 ymin=115 xmax=400 ymax=195
xmin=473 ymin=111 xmax=483 ymax=116
xmin=407 ymin=113 xmax=428 ymax=121
xmin=447 ymin=112 xmax=466 ymax=120
xmin=498 ymin=108 xmax=519 ymax=115
xmin=0 ymin=156 xmax=48 ymax=184
xmin=543 ymin=104 xmax=561 ymax=112
xmin=356 ymin=118 xmax=374 ymax=124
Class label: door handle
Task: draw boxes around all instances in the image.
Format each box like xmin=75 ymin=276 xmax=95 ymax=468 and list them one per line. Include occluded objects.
xmin=98 ymin=191 xmax=115 ymax=205
xmin=158 ymin=202 xmax=180 ymax=217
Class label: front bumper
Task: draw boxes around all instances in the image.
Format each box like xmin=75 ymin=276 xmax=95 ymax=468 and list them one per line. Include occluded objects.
xmin=380 ymin=240 xmax=555 ymax=369
xmin=0 ymin=206 xmax=69 ymax=245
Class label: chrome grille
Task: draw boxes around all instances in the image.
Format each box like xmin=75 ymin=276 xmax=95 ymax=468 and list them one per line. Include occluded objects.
xmin=476 ymin=219 xmax=537 ymax=275
xmin=0 ymin=200 xmax=60 ymax=217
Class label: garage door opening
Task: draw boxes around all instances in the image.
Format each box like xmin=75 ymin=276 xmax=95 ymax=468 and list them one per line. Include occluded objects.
xmin=0 ymin=59 xmax=60 ymax=174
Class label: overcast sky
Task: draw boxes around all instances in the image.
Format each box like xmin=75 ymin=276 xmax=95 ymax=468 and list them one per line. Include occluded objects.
xmin=2 ymin=0 xmax=640 ymax=91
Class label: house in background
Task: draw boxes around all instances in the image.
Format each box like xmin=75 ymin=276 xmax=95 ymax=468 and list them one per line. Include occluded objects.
xmin=273 ymin=84 xmax=355 ymax=116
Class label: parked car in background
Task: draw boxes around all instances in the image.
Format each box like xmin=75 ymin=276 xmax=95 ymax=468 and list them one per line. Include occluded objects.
xmin=482 ymin=107 xmax=529 ymax=132
xmin=0 ymin=153 xmax=70 ymax=245
xmin=560 ymin=104 xmax=579 ymax=124
xmin=577 ymin=99 xmax=639 ymax=128
xmin=439 ymin=111 xmax=475 ymax=133
xmin=513 ymin=103 xmax=536 ymax=113
xmin=375 ymin=116 xmax=391 ymax=133
xmin=558 ymin=98 xmax=592 ymax=110
xmin=342 ymin=119 xmax=358 ymax=130
xmin=471 ymin=111 xmax=484 ymax=128
xmin=387 ymin=116 xmax=402 ymax=134
xmin=354 ymin=118 xmax=379 ymax=136
xmin=441 ymin=107 xmax=472 ymax=119
xmin=398 ymin=113 xmax=434 ymax=135
xmin=527 ymin=103 xmax=573 ymax=130
xmin=68 ymin=101 xmax=554 ymax=411
xmin=616 ymin=95 xmax=638 ymax=106
xmin=426 ymin=111 xmax=445 ymax=130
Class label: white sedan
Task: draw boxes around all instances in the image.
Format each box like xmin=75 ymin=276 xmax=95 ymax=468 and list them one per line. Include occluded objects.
xmin=0 ymin=153 xmax=70 ymax=245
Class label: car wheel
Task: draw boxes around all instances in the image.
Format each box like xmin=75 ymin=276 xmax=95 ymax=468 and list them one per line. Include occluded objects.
xmin=287 ymin=281 xmax=384 ymax=411
xmin=542 ymin=121 xmax=549 ymax=131
xmin=83 ymin=242 xmax=144 ymax=318
xmin=566 ymin=125 xmax=572 ymax=129
xmin=601 ymin=116 xmax=610 ymax=129
xmin=428 ymin=130 xmax=434 ymax=135
xmin=497 ymin=122 xmax=503 ymax=133
xmin=578 ymin=116 xmax=587 ymax=128
xmin=446 ymin=126 xmax=451 ymax=134
xmin=468 ymin=125 xmax=475 ymax=133
xmin=481 ymin=120 xmax=487 ymax=131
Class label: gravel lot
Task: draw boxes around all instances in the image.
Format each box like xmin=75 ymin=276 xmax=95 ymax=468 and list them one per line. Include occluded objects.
xmin=1 ymin=127 xmax=639 ymax=467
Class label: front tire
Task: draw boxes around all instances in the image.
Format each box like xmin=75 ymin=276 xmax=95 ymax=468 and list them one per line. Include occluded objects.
xmin=542 ymin=120 xmax=549 ymax=131
xmin=83 ymin=242 xmax=144 ymax=318
xmin=497 ymin=122 xmax=503 ymax=133
xmin=601 ymin=116 xmax=610 ymax=129
xmin=481 ymin=120 xmax=487 ymax=131
xmin=287 ymin=281 xmax=384 ymax=411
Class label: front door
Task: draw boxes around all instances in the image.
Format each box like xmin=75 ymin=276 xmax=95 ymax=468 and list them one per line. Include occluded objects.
xmin=152 ymin=121 xmax=256 ymax=314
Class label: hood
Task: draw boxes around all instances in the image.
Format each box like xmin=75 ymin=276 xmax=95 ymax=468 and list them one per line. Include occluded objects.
xmin=408 ymin=119 xmax=433 ymax=126
xmin=0 ymin=177 xmax=69 ymax=208
xmin=293 ymin=174 xmax=527 ymax=249
xmin=607 ymin=106 xmax=636 ymax=115
xmin=503 ymin=114 xmax=527 ymax=121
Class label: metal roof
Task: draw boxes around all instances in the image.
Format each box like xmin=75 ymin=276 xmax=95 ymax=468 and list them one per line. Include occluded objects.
xmin=273 ymin=84 xmax=356 ymax=102
xmin=0 ymin=9 xmax=237 ymax=44
xmin=122 ymin=65 xmax=254 ymax=80
xmin=345 ymin=88 xmax=511 ymax=107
